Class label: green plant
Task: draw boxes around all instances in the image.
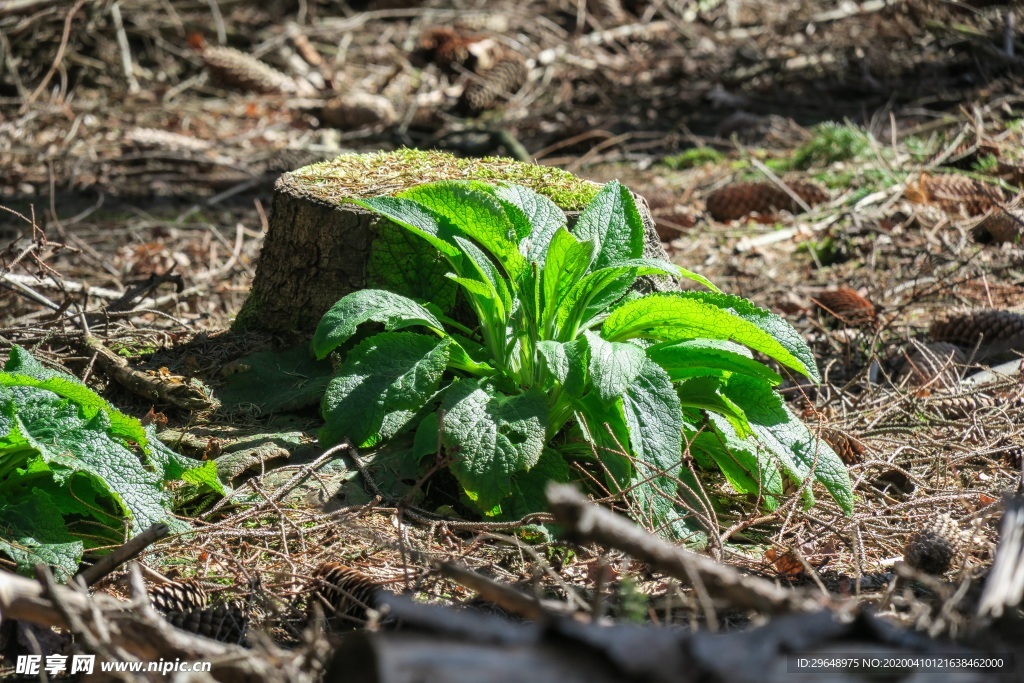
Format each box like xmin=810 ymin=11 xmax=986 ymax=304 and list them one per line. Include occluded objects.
xmin=972 ymin=153 xmax=999 ymax=174
xmin=793 ymin=122 xmax=871 ymax=169
xmin=0 ymin=346 xmax=224 ymax=579
xmin=312 ymin=180 xmax=853 ymax=535
xmin=662 ymin=148 xmax=724 ymax=170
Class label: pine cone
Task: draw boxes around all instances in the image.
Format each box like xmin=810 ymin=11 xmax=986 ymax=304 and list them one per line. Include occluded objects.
xmin=459 ymin=57 xmax=528 ymax=114
xmin=892 ymin=342 xmax=965 ymax=389
xmin=908 ymin=173 xmax=1005 ymax=217
xmin=705 ymin=180 xmax=828 ymax=221
xmin=148 ymin=579 xmax=208 ymax=614
xmin=926 ymin=393 xmax=997 ymax=419
xmin=811 ymin=288 xmax=876 ymax=328
xmin=166 ymin=602 xmax=249 ymax=645
xmin=929 ymin=310 xmax=1024 ymax=348
xmin=202 ymin=46 xmax=297 ymax=94
xmin=904 ymin=513 xmax=964 ymax=575
xmin=820 ymin=428 xmax=866 ymax=465
xmin=970 ymin=209 xmax=1024 ymax=245
xmin=308 ymin=562 xmax=383 ymax=627
xmin=639 ymin=187 xmax=677 ymax=214
xmin=417 ymin=27 xmax=473 ymax=71
xmin=320 ymin=92 xmax=397 ymax=130
xmin=1002 ymin=444 xmax=1024 ymax=469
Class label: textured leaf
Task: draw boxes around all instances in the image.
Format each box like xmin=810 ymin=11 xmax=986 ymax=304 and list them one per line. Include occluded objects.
xmin=442 ymin=379 xmax=548 ymax=510
xmin=351 ymin=196 xmax=462 ymax=259
xmin=556 ymin=268 xmax=637 ymax=336
xmin=621 ymin=359 xmax=683 ymax=479
xmin=493 ymin=183 xmax=567 ymax=262
xmin=503 ymin=447 xmax=571 ymax=520
xmin=722 ymin=375 xmax=853 ymax=514
xmin=0 ymin=491 xmax=83 ymax=581
xmin=620 ymin=359 xmax=689 ymax=538
xmin=537 ymin=339 xmax=588 ymax=398
xmin=9 ymin=386 xmax=179 ymax=535
xmin=412 ymin=412 xmax=441 ymax=461
xmin=218 ymin=344 xmax=333 ymax=413
xmin=583 ymin=331 xmax=645 ymax=403
xmin=452 ymin=235 xmax=512 ymax=321
xmin=573 ymin=180 xmax=645 ymax=269
xmin=312 ymin=289 xmax=444 ymax=360
xmin=573 ymin=392 xmax=632 ymax=487
xmin=368 ymin=220 xmax=458 ymax=312
xmin=320 ymin=333 xmax=450 ymax=447
xmin=554 ymin=260 xmax=681 ymax=337
xmin=536 ymin=340 xmax=570 ymax=384
xmin=2 ymin=345 xmax=147 ymax=447
xmin=676 ymin=375 xmax=751 ymax=437
xmin=602 ymin=291 xmax=820 ymax=381
xmin=542 ymin=228 xmax=597 ymax=329
xmin=145 ymin=424 xmax=223 ymax=493
xmin=400 ymin=181 xmax=527 ymax=279
xmin=648 ymin=338 xmax=783 ymax=385
xmin=691 ymin=417 xmax=783 ymax=510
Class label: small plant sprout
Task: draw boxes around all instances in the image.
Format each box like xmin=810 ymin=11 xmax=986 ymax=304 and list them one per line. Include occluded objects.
xmin=312 ymin=180 xmax=853 ymax=537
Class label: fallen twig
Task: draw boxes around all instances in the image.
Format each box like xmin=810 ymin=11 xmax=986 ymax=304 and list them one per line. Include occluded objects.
xmin=74 ymin=523 xmax=170 ymax=588
xmin=545 ymin=483 xmax=823 ymax=615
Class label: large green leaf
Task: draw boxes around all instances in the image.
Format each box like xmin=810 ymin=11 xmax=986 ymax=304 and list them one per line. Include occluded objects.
xmin=312 ymin=289 xmax=445 ymax=359
xmin=583 ymin=331 xmax=645 ymax=403
xmin=351 ymin=195 xmax=462 ymax=259
xmin=602 ymin=291 xmax=820 ymax=381
xmin=691 ymin=417 xmax=784 ymax=510
xmin=721 ymin=374 xmax=853 ymax=514
xmin=6 ymin=385 xmax=181 ymax=535
xmin=0 ymin=491 xmax=83 ymax=582
xmin=573 ymin=392 xmax=632 ymax=488
xmin=442 ymin=379 xmax=548 ymax=511
xmin=320 ymin=333 xmax=450 ymax=447
xmin=620 ymin=359 xmax=683 ymax=477
xmin=502 ymin=447 xmax=571 ymax=520
xmin=619 ymin=359 xmax=691 ymax=539
xmin=218 ymin=344 xmax=334 ymax=413
xmin=676 ymin=375 xmax=751 ymax=438
xmin=537 ymin=338 xmax=588 ymax=398
xmin=368 ymin=220 xmax=459 ymax=313
xmin=648 ymin=338 xmax=783 ymax=385
xmin=493 ymin=183 xmax=567 ymax=262
xmin=573 ymin=180 xmax=645 ymax=269
xmin=399 ymin=181 xmax=527 ymax=279
xmin=554 ymin=260 xmax=682 ymax=337
xmin=542 ymin=228 xmax=597 ymax=331
xmin=452 ymin=235 xmax=512 ymax=323
xmin=1 ymin=345 xmax=147 ymax=448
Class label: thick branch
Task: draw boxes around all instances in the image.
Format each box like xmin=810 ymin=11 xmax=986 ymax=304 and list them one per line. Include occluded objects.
xmin=545 ymin=484 xmax=822 ymax=615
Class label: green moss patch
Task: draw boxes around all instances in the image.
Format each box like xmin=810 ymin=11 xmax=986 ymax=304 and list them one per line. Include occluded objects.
xmin=661 ymin=147 xmax=724 ymax=170
xmin=288 ymin=149 xmax=600 ymax=210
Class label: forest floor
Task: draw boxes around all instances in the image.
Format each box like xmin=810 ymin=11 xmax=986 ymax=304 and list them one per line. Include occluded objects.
xmin=1 ymin=0 xmax=1023 ymax=660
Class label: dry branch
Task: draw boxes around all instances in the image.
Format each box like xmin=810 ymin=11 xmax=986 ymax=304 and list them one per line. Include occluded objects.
xmin=545 ymin=483 xmax=823 ymax=615
xmin=0 ymin=565 xmax=328 ymax=683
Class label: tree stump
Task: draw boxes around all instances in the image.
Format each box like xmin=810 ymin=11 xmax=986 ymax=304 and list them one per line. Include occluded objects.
xmin=235 ymin=150 xmax=670 ymax=334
